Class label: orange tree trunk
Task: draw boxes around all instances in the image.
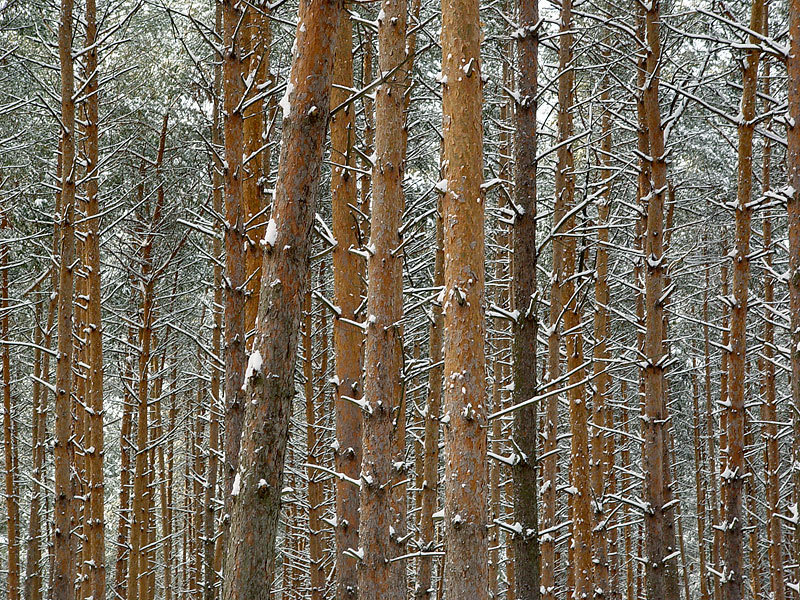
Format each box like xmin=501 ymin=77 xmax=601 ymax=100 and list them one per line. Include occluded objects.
xmin=82 ymin=0 xmax=105 ymax=593
xmin=358 ymin=0 xmax=407 ymax=595
xmin=329 ymin=14 xmax=363 ymax=600
xmin=221 ymin=0 xmax=248 ymax=528
xmin=640 ymin=2 xmax=679 ymax=597
xmin=223 ymin=1 xmax=342 ymax=597
xmin=440 ymin=0 xmax=487 ymax=596
xmin=416 ymin=195 xmax=443 ymax=600
xmin=725 ymin=1 xmax=763 ymax=597
xmin=1 ymin=207 xmax=19 ymax=600
xmin=787 ymin=0 xmax=800 ymax=584
xmin=511 ymin=0 xmax=540 ymax=595
xmin=54 ymin=0 xmax=77 ymax=594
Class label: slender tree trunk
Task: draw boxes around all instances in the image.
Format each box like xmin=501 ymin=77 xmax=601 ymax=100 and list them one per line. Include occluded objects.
xmin=129 ymin=117 xmax=167 ymax=600
xmin=243 ymin=3 xmax=271 ymax=341
xmin=786 ymin=0 xmax=800 ymax=586
xmin=223 ymin=1 xmax=342 ymax=597
xmin=221 ymin=0 xmax=248 ymax=530
xmin=358 ymin=0 xmax=407 ymax=594
xmin=725 ymin=2 xmax=763 ymax=597
xmin=591 ymin=46 xmax=612 ymax=600
xmin=1 ymin=206 xmax=19 ymax=600
xmin=330 ymin=14 xmax=363 ymax=600
xmin=205 ymin=24 xmax=224 ymax=595
xmin=25 ymin=300 xmax=47 ymax=600
xmin=511 ymin=0 xmax=539 ymax=595
xmin=416 ymin=195 xmax=443 ymax=600
xmin=702 ymin=239 xmax=721 ymax=600
xmin=115 ymin=325 xmax=135 ymax=600
xmin=440 ymin=0 xmax=487 ymax=595
xmin=305 ymin=277 xmax=325 ymax=600
xmin=83 ymin=0 xmax=105 ymax=592
xmin=692 ymin=363 xmax=709 ymax=600
xmin=760 ymin=13 xmax=784 ymax=592
xmin=54 ymin=0 xmax=77 ymax=592
xmin=640 ymin=2 xmax=679 ymax=597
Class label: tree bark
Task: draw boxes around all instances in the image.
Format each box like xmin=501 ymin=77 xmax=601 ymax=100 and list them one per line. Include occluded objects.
xmin=223 ymin=1 xmax=342 ymax=597
xmin=330 ymin=14 xmax=363 ymax=600
xmin=1 ymin=205 xmax=19 ymax=600
xmin=440 ymin=0 xmax=487 ymax=596
xmin=416 ymin=195 xmax=443 ymax=600
xmin=54 ymin=0 xmax=77 ymax=593
xmin=358 ymin=0 xmax=407 ymax=595
xmin=640 ymin=2 xmax=679 ymax=597
xmin=787 ymin=0 xmax=800 ymax=586
xmin=511 ymin=0 xmax=540 ymax=595
xmin=725 ymin=1 xmax=763 ymax=597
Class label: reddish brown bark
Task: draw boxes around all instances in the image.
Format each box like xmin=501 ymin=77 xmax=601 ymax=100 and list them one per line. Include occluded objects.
xmin=724 ymin=1 xmax=763 ymax=597
xmin=511 ymin=0 xmax=540 ymax=595
xmin=358 ymin=0 xmax=407 ymax=595
xmin=640 ymin=2 xmax=679 ymax=597
xmin=787 ymin=0 xmax=800 ymax=584
xmin=223 ymin=1 xmax=343 ymax=597
xmin=440 ymin=0 xmax=487 ymax=595
xmin=330 ymin=14 xmax=363 ymax=600
xmin=54 ymin=0 xmax=77 ymax=593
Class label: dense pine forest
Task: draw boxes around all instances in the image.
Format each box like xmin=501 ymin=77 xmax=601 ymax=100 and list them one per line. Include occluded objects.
xmin=0 ymin=0 xmax=798 ymax=598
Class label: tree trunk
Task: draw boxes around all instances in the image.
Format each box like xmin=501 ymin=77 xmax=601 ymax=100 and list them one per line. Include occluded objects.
xmin=83 ymin=0 xmax=105 ymax=592
xmin=760 ymin=11 xmax=784 ymax=593
xmin=725 ymin=2 xmax=763 ymax=597
xmin=511 ymin=0 xmax=539 ymax=595
xmin=640 ymin=2 xmax=679 ymax=597
xmin=787 ymin=0 xmax=800 ymax=586
xmin=221 ymin=0 xmax=248 ymax=529
xmin=330 ymin=14 xmax=363 ymax=600
xmin=591 ymin=41 xmax=612 ymax=600
xmin=1 ymin=206 xmax=19 ymax=600
xmin=54 ymin=0 xmax=77 ymax=592
xmin=416 ymin=195 xmax=443 ymax=600
xmin=358 ymin=0 xmax=407 ymax=594
xmin=692 ymin=363 xmax=709 ymax=600
xmin=223 ymin=1 xmax=342 ymax=597
xmin=440 ymin=0 xmax=487 ymax=596
xmin=305 ymin=274 xmax=325 ymax=600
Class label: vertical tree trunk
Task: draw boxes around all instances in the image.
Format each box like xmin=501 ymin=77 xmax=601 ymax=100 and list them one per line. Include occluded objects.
xmin=556 ymin=0 xmax=590 ymax=594
xmin=115 ymin=325 xmax=136 ymax=600
xmin=542 ymin=0 xmax=566 ymax=588
xmin=787 ymin=0 xmax=800 ymax=586
xmin=621 ymin=388 xmax=634 ymax=600
xmin=223 ymin=1 xmax=342 ymax=597
xmin=511 ymin=0 xmax=539 ymax=595
xmin=205 ymin=17 xmax=224 ymax=594
xmin=243 ymin=4 xmax=271 ymax=340
xmin=760 ymin=10 xmax=784 ymax=592
xmin=54 ymin=0 xmax=77 ymax=592
xmin=640 ymin=2 xmax=679 ymax=597
xmin=25 ymin=300 xmax=48 ymax=600
xmin=83 ymin=0 xmax=105 ymax=593
xmin=725 ymin=2 xmax=763 ymax=597
xmin=1 ymin=206 xmax=19 ymax=600
xmin=358 ymin=0 xmax=407 ymax=595
xmin=221 ymin=0 xmax=248 ymax=531
xmin=702 ymin=240 xmax=721 ymax=600
xmin=591 ymin=44 xmax=613 ymax=599
xmin=129 ymin=117 xmax=167 ymax=600
xmin=416 ymin=195 xmax=443 ymax=600
xmin=440 ymin=0 xmax=487 ymax=595
xmin=305 ymin=275 xmax=325 ymax=600
xmin=692 ymin=363 xmax=709 ymax=600
xmin=330 ymin=14 xmax=363 ymax=600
